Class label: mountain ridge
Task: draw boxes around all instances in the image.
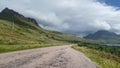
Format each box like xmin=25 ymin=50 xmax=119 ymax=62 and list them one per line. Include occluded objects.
xmin=0 ymin=8 xmax=39 ymax=26
xmin=84 ymin=30 xmax=120 ymax=43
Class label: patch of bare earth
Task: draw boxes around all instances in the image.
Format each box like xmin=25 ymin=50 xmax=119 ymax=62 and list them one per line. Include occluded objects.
xmin=0 ymin=45 xmax=100 ymax=68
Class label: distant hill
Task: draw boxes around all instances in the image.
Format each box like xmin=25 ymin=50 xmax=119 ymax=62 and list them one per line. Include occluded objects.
xmin=0 ymin=8 xmax=88 ymax=45
xmin=84 ymin=30 xmax=120 ymax=43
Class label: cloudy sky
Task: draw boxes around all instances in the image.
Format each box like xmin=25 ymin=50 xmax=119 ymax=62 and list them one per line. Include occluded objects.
xmin=0 ymin=0 xmax=120 ymax=36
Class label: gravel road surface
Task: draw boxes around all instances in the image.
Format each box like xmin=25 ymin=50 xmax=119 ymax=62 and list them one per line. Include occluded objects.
xmin=0 ymin=45 xmax=100 ymax=68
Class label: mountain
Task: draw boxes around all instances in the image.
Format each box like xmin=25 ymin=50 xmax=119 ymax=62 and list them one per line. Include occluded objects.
xmin=0 ymin=8 xmax=88 ymax=45
xmin=0 ymin=8 xmax=39 ymax=26
xmin=84 ymin=30 xmax=120 ymax=43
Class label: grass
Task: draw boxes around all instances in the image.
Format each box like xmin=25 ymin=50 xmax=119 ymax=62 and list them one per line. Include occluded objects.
xmin=78 ymin=43 xmax=120 ymax=57
xmin=0 ymin=43 xmax=65 ymax=53
xmin=72 ymin=45 xmax=120 ymax=68
xmin=0 ymin=19 xmax=86 ymax=45
xmin=0 ymin=10 xmax=88 ymax=53
xmin=0 ymin=15 xmax=85 ymax=54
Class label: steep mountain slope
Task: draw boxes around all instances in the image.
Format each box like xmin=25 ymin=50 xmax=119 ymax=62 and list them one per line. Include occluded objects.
xmin=0 ymin=8 xmax=87 ymax=45
xmin=84 ymin=30 xmax=120 ymax=43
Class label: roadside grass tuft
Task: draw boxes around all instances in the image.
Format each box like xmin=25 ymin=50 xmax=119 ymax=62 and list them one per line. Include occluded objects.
xmin=0 ymin=43 xmax=64 ymax=53
xmin=72 ymin=45 xmax=120 ymax=68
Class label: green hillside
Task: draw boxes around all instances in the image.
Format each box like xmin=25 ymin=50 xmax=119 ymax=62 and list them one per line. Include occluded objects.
xmin=0 ymin=8 xmax=88 ymax=45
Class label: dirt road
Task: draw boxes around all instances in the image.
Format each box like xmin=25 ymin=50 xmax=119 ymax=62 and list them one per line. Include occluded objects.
xmin=0 ymin=45 xmax=100 ymax=68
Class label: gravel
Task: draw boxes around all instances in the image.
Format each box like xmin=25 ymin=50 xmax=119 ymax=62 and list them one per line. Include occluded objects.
xmin=0 ymin=45 xmax=100 ymax=68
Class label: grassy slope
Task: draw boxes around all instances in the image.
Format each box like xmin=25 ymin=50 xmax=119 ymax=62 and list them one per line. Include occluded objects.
xmin=0 ymin=19 xmax=58 ymax=44
xmin=0 ymin=8 xmax=90 ymax=44
xmin=72 ymin=45 xmax=120 ymax=68
xmin=0 ymin=19 xmax=86 ymax=44
xmin=0 ymin=8 xmax=88 ymax=53
xmin=0 ymin=19 xmax=63 ymax=53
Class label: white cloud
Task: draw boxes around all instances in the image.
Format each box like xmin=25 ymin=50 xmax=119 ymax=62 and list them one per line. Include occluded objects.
xmin=1 ymin=0 xmax=120 ymax=36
